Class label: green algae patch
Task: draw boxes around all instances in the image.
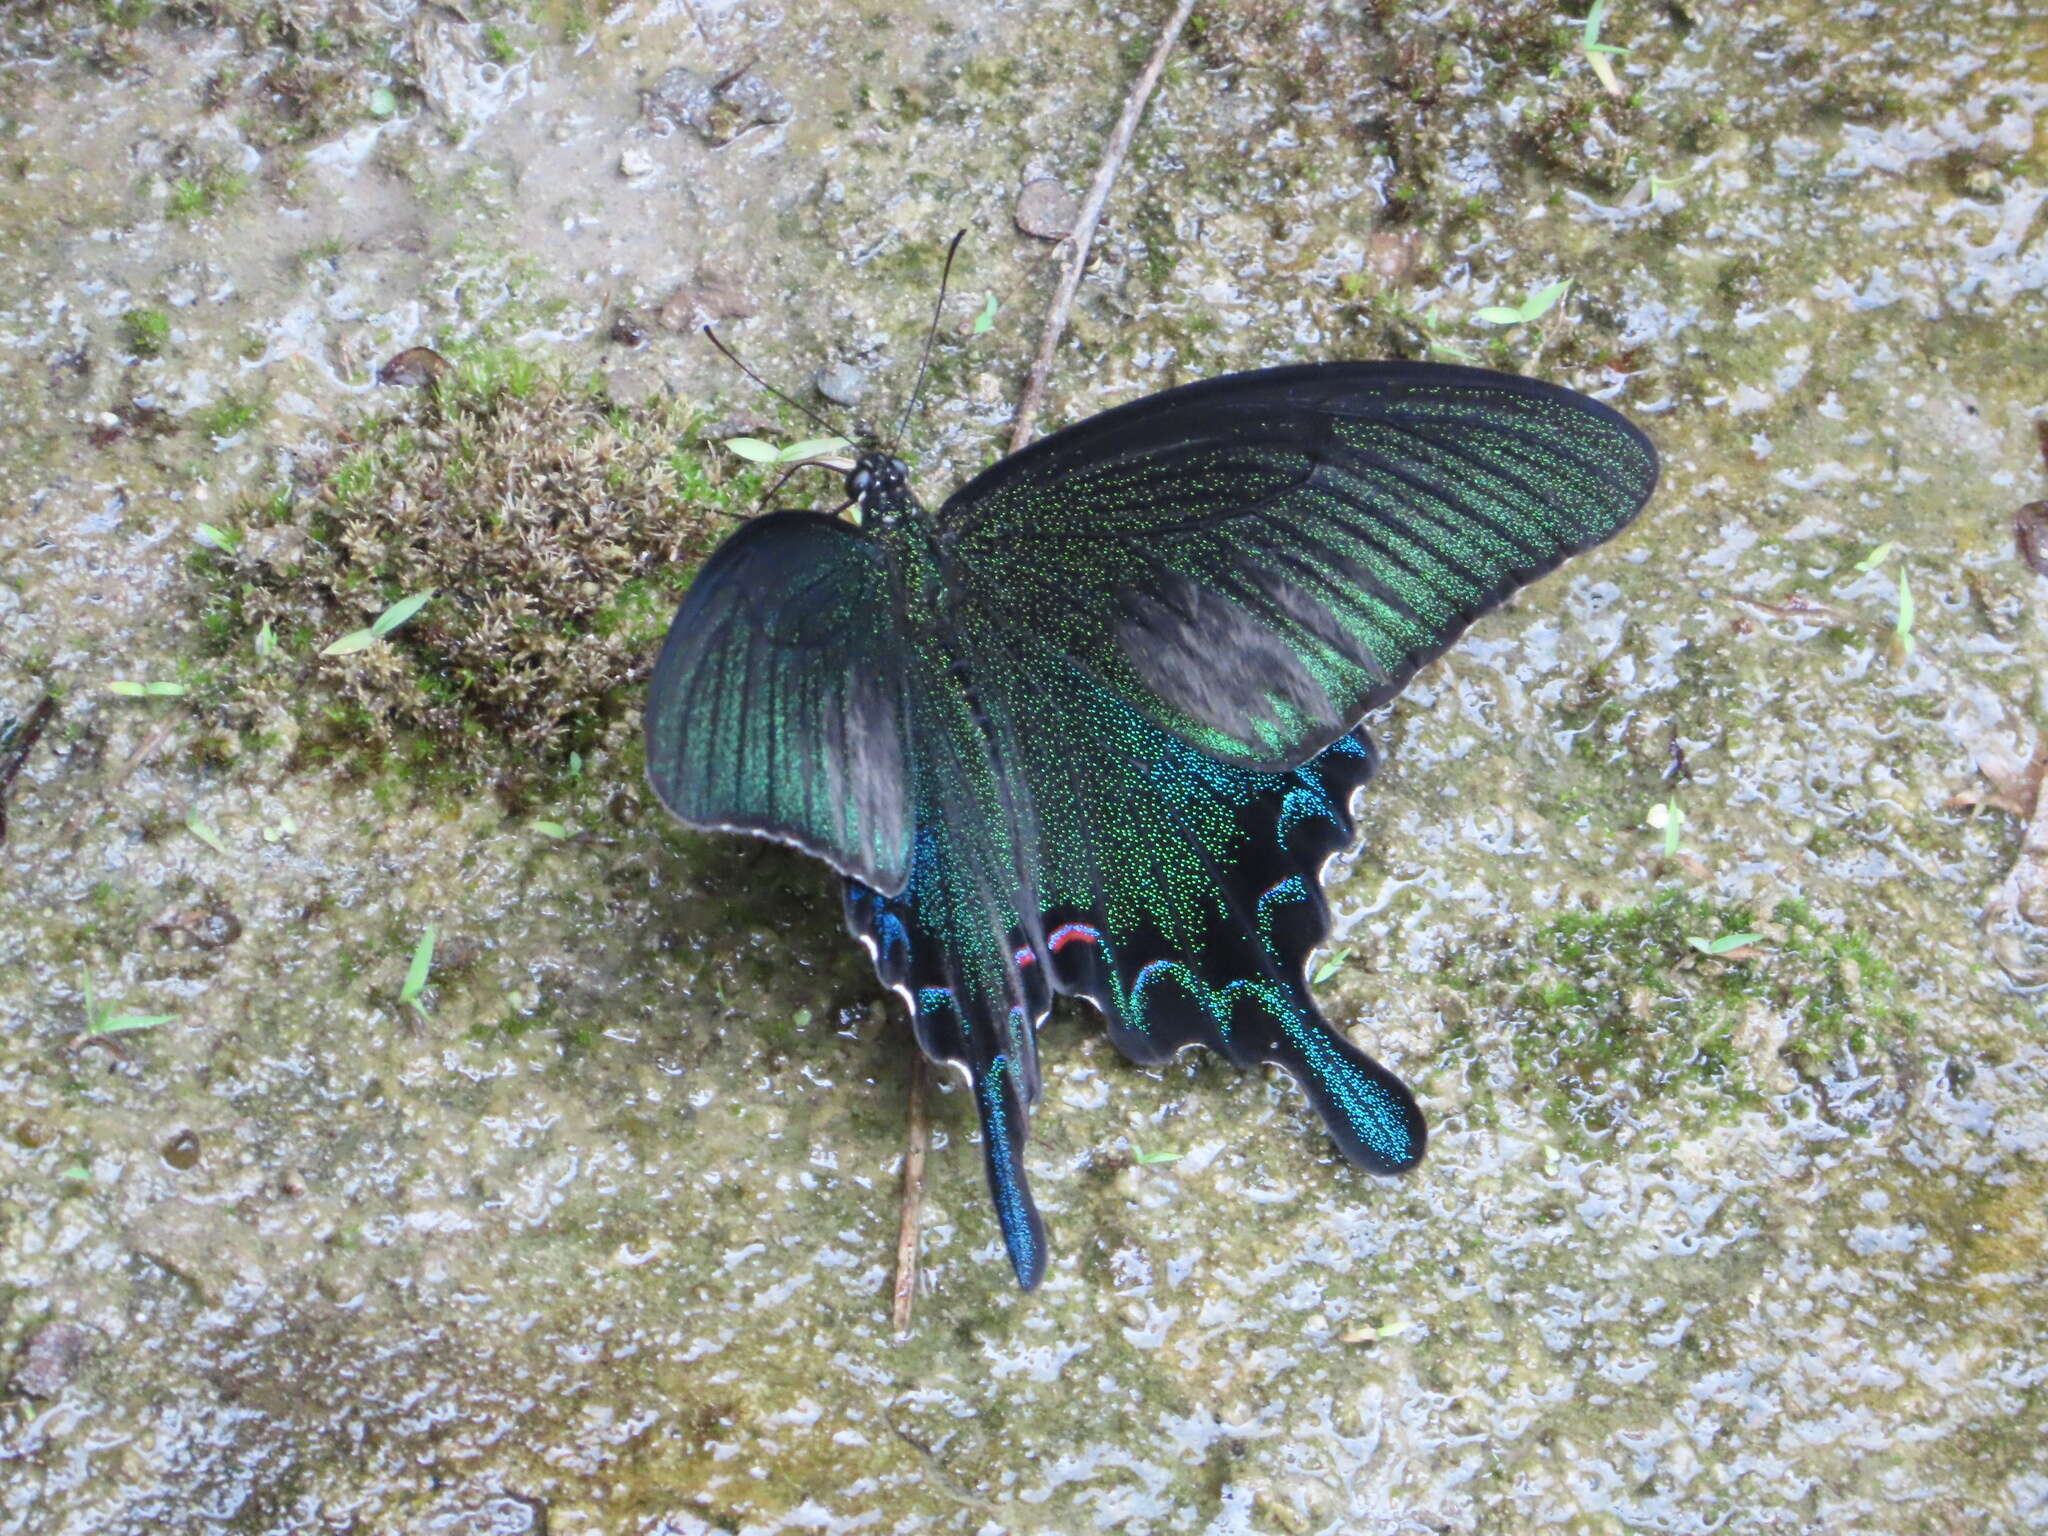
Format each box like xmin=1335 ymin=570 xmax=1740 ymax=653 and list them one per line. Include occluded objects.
xmin=193 ymin=365 xmax=750 ymax=800
xmin=1446 ymin=892 xmax=1910 ymax=1146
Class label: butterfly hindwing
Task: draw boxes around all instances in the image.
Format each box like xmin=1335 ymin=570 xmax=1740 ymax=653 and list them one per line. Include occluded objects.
xmin=939 ymin=362 xmax=1658 ymax=770
xmin=847 ymin=626 xmax=1424 ymax=1288
xmin=995 ymin=637 xmax=1425 ymax=1174
xmin=644 ymin=512 xmax=913 ymax=893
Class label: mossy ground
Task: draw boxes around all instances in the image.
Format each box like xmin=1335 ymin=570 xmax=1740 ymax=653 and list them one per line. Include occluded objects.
xmin=1 ymin=0 xmax=2045 ymax=1533
xmin=191 ymin=364 xmax=753 ymax=803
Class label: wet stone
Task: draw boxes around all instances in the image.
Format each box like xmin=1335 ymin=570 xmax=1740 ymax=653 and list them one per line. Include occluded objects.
xmin=2016 ymin=503 xmax=2048 ymax=578
xmin=161 ymin=1128 xmax=201 ymax=1170
xmin=1015 ymin=176 xmax=1081 ymax=239
xmin=814 ymin=361 xmax=865 ymax=407
xmin=645 ymin=66 xmax=791 ymax=146
xmin=11 ymin=1321 xmax=89 ymax=1400
xmin=658 ymin=270 xmax=756 ymax=329
xmin=376 ymin=347 xmax=452 ymax=388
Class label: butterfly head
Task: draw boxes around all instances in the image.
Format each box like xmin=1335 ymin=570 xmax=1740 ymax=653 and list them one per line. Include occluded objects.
xmin=846 ymin=451 xmax=918 ymax=526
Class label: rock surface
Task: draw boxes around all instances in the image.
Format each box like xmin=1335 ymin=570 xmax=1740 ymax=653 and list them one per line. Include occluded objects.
xmin=0 ymin=2 xmax=2044 ymax=1533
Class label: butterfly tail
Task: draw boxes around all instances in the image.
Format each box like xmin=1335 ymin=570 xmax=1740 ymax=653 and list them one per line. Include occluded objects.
xmin=970 ymin=1044 xmax=1049 ymax=1289
xmin=846 ymin=878 xmax=1051 ymax=1290
xmin=1225 ymin=995 xmax=1427 ymax=1174
xmin=1233 ymin=733 xmax=1425 ymax=1172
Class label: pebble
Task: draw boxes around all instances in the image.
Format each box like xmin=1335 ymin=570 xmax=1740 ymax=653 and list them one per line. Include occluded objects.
xmin=161 ymin=1129 xmax=201 ymax=1170
xmin=814 ymin=362 xmax=865 ymax=407
xmin=645 ymin=66 xmax=791 ymax=147
xmin=376 ymin=347 xmax=453 ymax=388
xmin=12 ymin=1320 xmax=89 ymax=1399
xmin=659 ymin=272 xmax=756 ymax=330
xmin=1015 ymin=177 xmax=1081 ymax=240
xmin=618 ymin=145 xmax=656 ymax=180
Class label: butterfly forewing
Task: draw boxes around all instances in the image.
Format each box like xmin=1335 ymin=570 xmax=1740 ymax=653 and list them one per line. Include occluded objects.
xmin=938 ymin=362 xmax=1658 ymax=770
xmin=643 ymin=511 xmax=914 ymax=893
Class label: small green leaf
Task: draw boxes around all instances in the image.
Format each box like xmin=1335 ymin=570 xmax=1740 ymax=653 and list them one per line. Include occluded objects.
xmin=567 ymin=751 xmax=583 ymax=779
xmin=254 ymin=621 xmax=277 ymax=658
xmin=792 ymin=1008 xmax=813 ymax=1029
xmin=972 ymin=294 xmax=999 ymax=335
xmin=370 ymin=589 xmax=435 ymax=637
xmin=724 ymin=437 xmax=781 ymax=463
xmin=1687 ymin=932 xmax=1761 ymax=956
xmin=185 ymin=810 xmax=229 ymax=855
xmin=532 ymin=820 xmax=570 ymax=839
xmin=1854 ymin=542 xmax=1895 ymax=574
xmin=193 ymin=522 xmax=240 ymax=551
xmin=61 ymin=1165 xmax=91 ymax=1181
xmin=1312 ymin=947 xmax=1353 ymax=985
xmin=369 ymin=86 xmax=397 ymax=118
xmin=1132 ymin=1142 xmax=1183 ymax=1166
xmin=777 ymin=436 xmax=855 ymax=463
xmin=1473 ymin=278 xmax=1573 ymax=327
xmin=320 ymin=628 xmax=378 ymax=657
xmin=90 ymin=1011 xmax=175 ymax=1035
xmin=400 ymin=924 xmax=437 ymax=1015
xmin=109 ymin=681 xmax=147 ymax=697
xmin=110 ymin=680 xmax=187 ymax=697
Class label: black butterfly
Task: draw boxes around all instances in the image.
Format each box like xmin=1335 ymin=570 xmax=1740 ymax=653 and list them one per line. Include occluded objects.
xmin=646 ymin=354 xmax=1657 ymax=1287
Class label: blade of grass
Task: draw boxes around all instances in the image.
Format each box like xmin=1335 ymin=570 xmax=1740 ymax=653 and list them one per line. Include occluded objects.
xmin=320 ymin=628 xmax=378 ymax=656
xmin=400 ymin=924 xmax=437 ymax=1017
xmin=185 ymin=809 xmax=229 ymax=855
xmin=370 ymin=590 xmax=435 ymax=638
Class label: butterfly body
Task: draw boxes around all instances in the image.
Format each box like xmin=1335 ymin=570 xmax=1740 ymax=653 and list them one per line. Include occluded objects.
xmin=646 ymin=363 xmax=1658 ymax=1288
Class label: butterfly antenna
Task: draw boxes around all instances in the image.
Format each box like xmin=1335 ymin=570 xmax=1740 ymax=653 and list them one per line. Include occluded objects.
xmin=751 ymin=458 xmax=853 ymax=518
xmin=701 ymin=326 xmax=844 ymax=439
xmin=890 ymin=228 xmax=967 ymax=452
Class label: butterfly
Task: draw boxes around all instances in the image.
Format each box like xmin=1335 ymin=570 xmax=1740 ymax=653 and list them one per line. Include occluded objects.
xmin=644 ymin=360 xmax=1658 ymax=1288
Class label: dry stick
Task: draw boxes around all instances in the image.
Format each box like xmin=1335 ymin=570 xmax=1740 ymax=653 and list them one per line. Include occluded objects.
xmin=1007 ymin=0 xmax=1200 ymax=454
xmin=59 ymin=704 xmax=190 ymax=846
xmin=891 ymin=1055 xmax=931 ymax=1334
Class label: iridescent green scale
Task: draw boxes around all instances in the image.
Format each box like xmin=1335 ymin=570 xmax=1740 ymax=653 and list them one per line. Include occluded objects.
xmin=646 ymin=362 xmax=1658 ymax=1288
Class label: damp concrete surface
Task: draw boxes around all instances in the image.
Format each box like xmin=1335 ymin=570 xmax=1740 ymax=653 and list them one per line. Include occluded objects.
xmin=1 ymin=1 xmax=2045 ymax=1532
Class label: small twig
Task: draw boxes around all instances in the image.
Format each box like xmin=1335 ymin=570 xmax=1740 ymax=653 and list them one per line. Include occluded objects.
xmin=109 ymin=707 xmax=188 ymax=796
xmin=0 ymin=694 xmax=57 ymax=844
xmin=881 ymin=1402 xmax=1005 ymax=1514
xmin=891 ymin=1055 xmax=930 ymax=1335
xmin=1007 ymin=0 xmax=1201 ymax=454
xmin=60 ymin=704 xmax=190 ymax=845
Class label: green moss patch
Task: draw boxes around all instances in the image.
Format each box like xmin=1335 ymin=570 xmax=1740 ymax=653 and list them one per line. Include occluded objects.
xmin=1446 ymin=891 xmax=1910 ymax=1144
xmin=196 ymin=362 xmax=757 ymax=799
